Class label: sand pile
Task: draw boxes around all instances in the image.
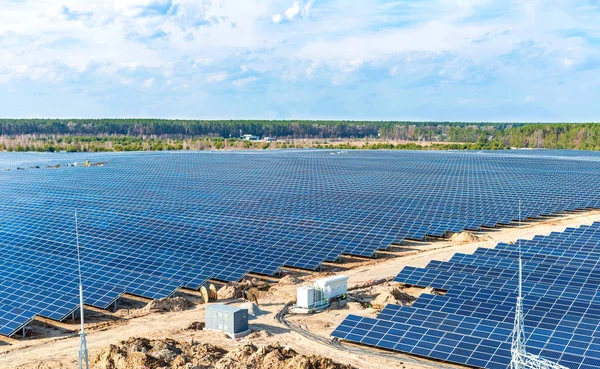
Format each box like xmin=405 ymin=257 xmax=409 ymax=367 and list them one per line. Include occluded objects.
xmin=278 ymin=275 xmax=302 ymax=286
xmin=346 ymin=302 xmax=365 ymax=310
xmin=371 ymin=291 xmax=398 ymax=309
xmin=247 ymin=278 xmax=270 ymax=290
xmin=217 ymin=285 xmax=238 ymax=300
xmin=371 ymin=288 xmax=416 ymax=309
xmin=246 ymin=330 xmax=273 ymax=339
xmin=143 ymin=297 xmax=193 ymax=313
xmin=217 ymin=278 xmax=271 ymax=301
xmin=450 ymin=231 xmax=490 ymax=243
xmin=391 ymin=288 xmax=417 ymax=304
xmin=92 ymin=338 xmax=355 ymax=369
xmin=186 ymin=321 xmax=205 ymax=331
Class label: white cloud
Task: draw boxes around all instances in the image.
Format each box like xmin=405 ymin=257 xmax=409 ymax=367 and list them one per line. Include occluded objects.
xmin=0 ymin=0 xmax=599 ymax=121
xmin=306 ymin=61 xmax=318 ymax=77
xmin=285 ymin=2 xmax=301 ymax=20
xmin=194 ymin=58 xmax=214 ymax=66
xmin=0 ymin=0 xmax=272 ymax=85
xmin=143 ymin=78 xmax=154 ymax=88
xmin=274 ymin=0 xmax=314 ymax=23
xmin=524 ymin=95 xmax=535 ymax=102
xmin=302 ymin=0 xmax=316 ymax=16
xmin=339 ymin=59 xmax=363 ymax=73
xmin=232 ymin=76 xmax=258 ymax=88
xmin=562 ymin=58 xmax=574 ymax=67
xmin=2 ymin=0 xmax=590 ymax=89
xmin=206 ymin=71 xmax=228 ymax=83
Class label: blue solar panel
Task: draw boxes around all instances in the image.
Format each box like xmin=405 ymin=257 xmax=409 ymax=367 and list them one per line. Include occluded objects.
xmin=395 ymin=266 xmax=600 ymax=303
xmin=332 ymin=309 xmax=514 ymax=369
xmin=0 ymin=304 xmax=36 ymax=337
xmin=425 ymin=259 xmax=600 ymax=291
xmin=377 ymin=220 xmax=600 ymax=367
xmin=0 ymin=278 xmax=79 ymax=322
xmin=412 ymin=293 xmax=600 ymax=336
xmin=3 ymin=149 xmax=600 ymax=339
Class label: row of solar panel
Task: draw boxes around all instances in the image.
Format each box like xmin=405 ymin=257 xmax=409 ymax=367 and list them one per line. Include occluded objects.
xmin=333 ymin=221 xmax=600 ymax=368
xmin=3 ymin=151 xmax=600 ymax=340
xmin=4 ymin=151 xmax=600 ymax=261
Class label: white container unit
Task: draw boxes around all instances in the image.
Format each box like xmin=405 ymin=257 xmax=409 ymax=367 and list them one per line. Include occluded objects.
xmin=297 ymin=286 xmax=315 ymax=309
xmin=296 ymin=275 xmax=348 ymax=310
xmin=314 ymin=275 xmax=349 ymax=301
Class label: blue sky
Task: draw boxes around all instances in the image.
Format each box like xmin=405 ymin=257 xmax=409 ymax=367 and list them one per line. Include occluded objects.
xmin=0 ymin=0 xmax=599 ymax=121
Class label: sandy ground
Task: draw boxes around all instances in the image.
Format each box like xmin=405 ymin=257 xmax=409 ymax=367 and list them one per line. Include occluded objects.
xmin=2 ymin=210 xmax=600 ymax=369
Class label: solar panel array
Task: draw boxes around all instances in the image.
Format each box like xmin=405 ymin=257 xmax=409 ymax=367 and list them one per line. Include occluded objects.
xmin=2 ymin=149 xmax=600 ymax=340
xmin=333 ymin=221 xmax=600 ymax=369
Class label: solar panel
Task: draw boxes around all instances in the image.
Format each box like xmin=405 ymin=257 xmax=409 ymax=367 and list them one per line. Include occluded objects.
xmin=395 ymin=266 xmax=600 ymax=304
xmin=334 ymin=301 xmax=600 ymax=369
xmin=0 ymin=233 xmax=181 ymax=301
xmin=412 ymin=293 xmax=600 ymax=336
xmin=0 ymin=304 xmax=36 ymax=337
xmin=378 ymin=219 xmax=600 ymax=368
xmin=3 ymin=150 xmax=600 ymax=338
xmin=425 ymin=259 xmax=600 ymax=291
xmin=332 ymin=310 xmax=513 ymax=369
xmin=375 ymin=305 xmax=599 ymax=368
xmin=0 ymin=278 xmax=79 ymax=322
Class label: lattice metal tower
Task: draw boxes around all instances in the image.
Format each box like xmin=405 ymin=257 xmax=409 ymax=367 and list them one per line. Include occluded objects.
xmin=75 ymin=211 xmax=90 ymax=369
xmin=510 ymin=201 xmax=568 ymax=369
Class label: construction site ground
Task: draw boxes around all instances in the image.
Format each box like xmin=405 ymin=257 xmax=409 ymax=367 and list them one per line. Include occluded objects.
xmin=2 ymin=210 xmax=600 ymax=369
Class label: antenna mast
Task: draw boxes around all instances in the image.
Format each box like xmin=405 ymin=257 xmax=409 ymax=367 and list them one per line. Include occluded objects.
xmin=510 ymin=201 xmax=567 ymax=369
xmin=511 ymin=200 xmax=527 ymax=368
xmin=75 ymin=211 xmax=89 ymax=369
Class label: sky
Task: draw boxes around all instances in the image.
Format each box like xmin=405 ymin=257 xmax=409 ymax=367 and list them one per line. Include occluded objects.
xmin=0 ymin=0 xmax=599 ymax=121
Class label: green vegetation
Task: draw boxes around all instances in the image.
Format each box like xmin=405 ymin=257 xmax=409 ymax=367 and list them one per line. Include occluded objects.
xmin=0 ymin=119 xmax=517 ymax=139
xmin=497 ymin=123 xmax=600 ymax=150
xmin=0 ymin=120 xmax=599 ymax=152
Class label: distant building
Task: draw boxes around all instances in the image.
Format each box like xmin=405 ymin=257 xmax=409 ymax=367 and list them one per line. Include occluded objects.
xmin=263 ymin=137 xmax=275 ymax=142
xmin=241 ymin=134 xmax=260 ymax=141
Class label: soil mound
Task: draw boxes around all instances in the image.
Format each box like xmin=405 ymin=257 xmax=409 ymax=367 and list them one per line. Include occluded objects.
xmin=217 ymin=285 xmax=238 ymax=300
xmin=143 ymin=297 xmax=192 ymax=313
xmin=278 ymin=275 xmax=302 ymax=286
xmin=216 ymin=279 xmax=271 ymax=301
xmin=246 ymin=329 xmax=273 ymax=339
xmin=450 ymin=231 xmax=490 ymax=243
xmin=186 ymin=321 xmax=205 ymax=330
xmin=92 ymin=338 xmax=355 ymax=369
xmin=371 ymin=290 xmax=398 ymax=309
xmin=346 ymin=302 xmax=365 ymax=311
xmin=390 ymin=288 xmax=417 ymax=304
xmin=371 ymin=288 xmax=416 ymax=309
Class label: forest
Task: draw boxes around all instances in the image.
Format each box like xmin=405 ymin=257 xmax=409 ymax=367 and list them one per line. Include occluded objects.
xmin=0 ymin=119 xmax=518 ymax=139
xmin=0 ymin=120 xmax=598 ymax=152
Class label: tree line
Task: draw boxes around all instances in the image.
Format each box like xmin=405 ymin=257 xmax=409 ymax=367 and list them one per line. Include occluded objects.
xmin=1 ymin=120 xmax=600 ymax=152
xmin=0 ymin=119 xmax=518 ymax=139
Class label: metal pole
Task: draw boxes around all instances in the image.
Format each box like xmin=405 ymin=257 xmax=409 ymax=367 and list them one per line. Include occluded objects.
xmin=518 ymin=200 xmax=522 ymax=300
xmin=75 ymin=211 xmax=89 ymax=369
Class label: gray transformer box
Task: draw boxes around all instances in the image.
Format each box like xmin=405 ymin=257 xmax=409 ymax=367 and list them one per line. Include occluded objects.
xmin=205 ymin=304 xmax=249 ymax=337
